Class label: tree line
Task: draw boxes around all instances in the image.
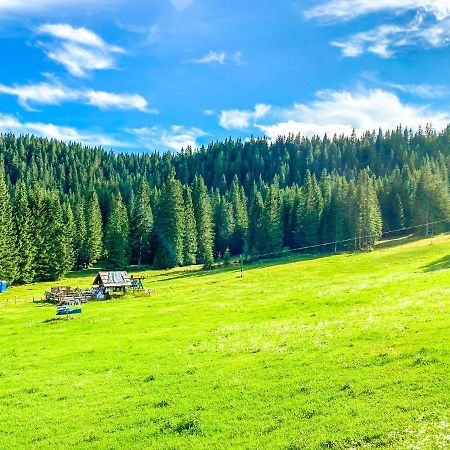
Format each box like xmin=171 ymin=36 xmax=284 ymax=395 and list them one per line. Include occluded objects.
xmin=0 ymin=125 xmax=449 ymax=283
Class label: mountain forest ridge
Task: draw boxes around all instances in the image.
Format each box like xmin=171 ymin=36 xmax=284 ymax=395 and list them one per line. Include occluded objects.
xmin=0 ymin=125 xmax=449 ymax=283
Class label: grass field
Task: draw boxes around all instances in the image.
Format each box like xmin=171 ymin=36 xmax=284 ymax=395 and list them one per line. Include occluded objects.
xmin=0 ymin=235 xmax=449 ymax=449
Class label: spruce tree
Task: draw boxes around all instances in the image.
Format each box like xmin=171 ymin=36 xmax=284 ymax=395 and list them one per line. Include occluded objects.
xmin=213 ymin=195 xmax=233 ymax=258
xmin=356 ymin=170 xmax=383 ymax=249
xmin=104 ymin=193 xmax=130 ymax=269
xmin=229 ymin=177 xmax=248 ymax=254
xmin=34 ymin=194 xmax=70 ymax=281
xmin=261 ymin=184 xmax=283 ymax=253
xmin=12 ymin=181 xmax=35 ymax=283
xmin=414 ymin=165 xmax=450 ymax=235
xmin=73 ymin=197 xmax=88 ymax=267
xmin=248 ymin=189 xmax=265 ymax=254
xmin=0 ymin=162 xmax=17 ymax=283
xmin=62 ymin=202 xmax=76 ymax=274
xmin=303 ymin=171 xmax=323 ymax=247
xmin=85 ymin=189 xmax=103 ymax=266
xmin=153 ymin=171 xmax=184 ymax=268
xmin=130 ymin=180 xmax=153 ymax=266
xmin=182 ymin=186 xmax=197 ymax=266
xmin=192 ymin=176 xmax=214 ymax=266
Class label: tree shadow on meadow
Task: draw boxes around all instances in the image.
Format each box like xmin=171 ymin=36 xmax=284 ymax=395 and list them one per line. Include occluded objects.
xmin=422 ymin=255 xmax=450 ymax=272
xmin=154 ymin=252 xmax=331 ymax=283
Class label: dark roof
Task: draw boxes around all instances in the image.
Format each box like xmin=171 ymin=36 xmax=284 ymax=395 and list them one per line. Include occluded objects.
xmin=93 ymin=271 xmax=132 ymax=287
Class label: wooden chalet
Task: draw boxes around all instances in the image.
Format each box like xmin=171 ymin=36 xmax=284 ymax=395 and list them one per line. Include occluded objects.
xmin=93 ymin=271 xmax=132 ymax=294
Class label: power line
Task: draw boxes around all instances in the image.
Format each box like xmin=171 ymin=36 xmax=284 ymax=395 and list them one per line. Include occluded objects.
xmin=242 ymin=217 xmax=450 ymax=262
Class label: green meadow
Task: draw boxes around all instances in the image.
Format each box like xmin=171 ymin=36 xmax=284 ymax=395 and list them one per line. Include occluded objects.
xmin=0 ymin=236 xmax=449 ymax=449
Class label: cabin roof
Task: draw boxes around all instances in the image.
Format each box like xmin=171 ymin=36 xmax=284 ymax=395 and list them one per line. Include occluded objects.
xmin=93 ymin=271 xmax=132 ymax=287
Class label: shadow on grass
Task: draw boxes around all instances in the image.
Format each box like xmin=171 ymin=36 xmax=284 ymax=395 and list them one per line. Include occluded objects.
xmin=42 ymin=317 xmax=63 ymax=324
xmin=155 ymin=252 xmax=330 ymax=283
xmin=422 ymin=255 xmax=450 ymax=272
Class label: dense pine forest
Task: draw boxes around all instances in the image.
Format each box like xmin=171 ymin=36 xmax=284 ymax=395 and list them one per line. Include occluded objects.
xmin=0 ymin=125 xmax=449 ymax=283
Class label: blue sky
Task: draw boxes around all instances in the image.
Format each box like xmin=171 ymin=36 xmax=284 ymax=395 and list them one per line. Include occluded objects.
xmin=0 ymin=0 xmax=449 ymax=152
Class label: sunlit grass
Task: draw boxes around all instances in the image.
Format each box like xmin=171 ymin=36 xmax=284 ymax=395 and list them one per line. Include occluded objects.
xmin=0 ymin=235 xmax=449 ymax=449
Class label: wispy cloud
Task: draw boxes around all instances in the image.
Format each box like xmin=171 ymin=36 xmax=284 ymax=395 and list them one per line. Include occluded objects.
xmin=85 ymin=90 xmax=155 ymax=112
xmin=332 ymin=15 xmax=450 ymax=58
xmin=125 ymin=125 xmax=207 ymax=152
xmin=0 ymin=81 xmax=155 ymax=112
xmin=385 ymin=82 xmax=450 ymax=99
xmin=218 ymin=89 xmax=449 ymax=138
xmin=0 ymin=0 xmax=117 ymax=14
xmin=191 ymin=51 xmax=226 ymax=65
xmin=219 ymin=104 xmax=271 ymax=130
xmin=189 ymin=50 xmax=243 ymax=65
xmin=36 ymin=23 xmax=125 ymax=77
xmin=0 ymin=112 xmax=128 ymax=148
xmin=362 ymin=73 xmax=450 ymax=99
xmin=304 ymin=0 xmax=450 ymax=21
xmin=305 ymin=1 xmax=450 ymax=57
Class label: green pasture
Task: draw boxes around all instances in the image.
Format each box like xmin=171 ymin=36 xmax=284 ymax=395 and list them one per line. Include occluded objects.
xmin=0 ymin=236 xmax=449 ymax=449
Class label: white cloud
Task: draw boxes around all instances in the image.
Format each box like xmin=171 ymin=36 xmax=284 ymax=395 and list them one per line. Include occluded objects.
xmin=0 ymin=112 xmax=127 ymax=148
xmin=304 ymin=0 xmax=450 ymax=21
xmin=362 ymin=73 xmax=450 ymax=99
xmin=332 ymin=16 xmax=450 ymax=58
xmin=255 ymin=89 xmax=449 ymax=140
xmin=220 ymin=104 xmax=272 ymax=130
xmin=388 ymin=83 xmax=449 ymax=99
xmin=0 ymin=0 xmax=116 ymax=14
xmin=36 ymin=23 xmax=125 ymax=77
xmin=218 ymin=89 xmax=449 ymax=139
xmin=0 ymin=81 xmax=154 ymax=112
xmin=125 ymin=125 xmax=207 ymax=152
xmin=191 ymin=51 xmax=226 ymax=65
xmin=84 ymin=90 xmax=155 ymax=112
xmin=0 ymin=82 xmax=78 ymax=110
xmin=305 ymin=1 xmax=450 ymax=57
xmin=189 ymin=50 xmax=244 ymax=65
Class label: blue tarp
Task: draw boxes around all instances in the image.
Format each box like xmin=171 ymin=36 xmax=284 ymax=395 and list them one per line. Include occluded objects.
xmin=56 ymin=307 xmax=82 ymax=316
xmin=0 ymin=281 xmax=7 ymax=293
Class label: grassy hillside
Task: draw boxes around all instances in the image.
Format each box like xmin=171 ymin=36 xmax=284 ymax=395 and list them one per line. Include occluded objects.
xmin=0 ymin=236 xmax=449 ymax=449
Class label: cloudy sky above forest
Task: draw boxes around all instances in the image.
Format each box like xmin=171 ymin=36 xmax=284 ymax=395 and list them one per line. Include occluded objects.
xmin=0 ymin=0 xmax=449 ymax=151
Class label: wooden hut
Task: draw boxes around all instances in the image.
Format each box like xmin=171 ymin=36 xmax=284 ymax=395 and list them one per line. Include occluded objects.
xmin=93 ymin=271 xmax=132 ymax=295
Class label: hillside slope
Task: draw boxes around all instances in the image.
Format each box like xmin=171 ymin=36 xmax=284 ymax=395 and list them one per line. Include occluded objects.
xmin=0 ymin=236 xmax=449 ymax=449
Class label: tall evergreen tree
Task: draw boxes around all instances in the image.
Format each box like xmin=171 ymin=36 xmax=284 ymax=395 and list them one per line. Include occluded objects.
xmin=34 ymin=194 xmax=70 ymax=281
xmin=229 ymin=177 xmax=248 ymax=254
xmin=62 ymin=202 xmax=76 ymax=275
xmin=73 ymin=197 xmax=88 ymax=267
xmin=0 ymin=162 xmax=17 ymax=282
xmin=154 ymin=171 xmax=184 ymax=268
xmin=85 ymin=189 xmax=103 ymax=266
xmin=356 ymin=170 xmax=383 ymax=249
xmin=130 ymin=180 xmax=153 ymax=266
xmin=182 ymin=186 xmax=198 ymax=266
xmin=104 ymin=193 xmax=130 ymax=268
xmin=192 ymin=176 xmax=214 ymax=266
xmin=12 ymin=181 xmax=35 ymax=283
xmin=213 ymin=194 xmax=233 ymax=258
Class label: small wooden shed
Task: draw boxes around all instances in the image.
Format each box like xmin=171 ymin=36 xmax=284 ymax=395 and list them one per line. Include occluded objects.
xmin=93 ymin=271 xmax=132 ymax=294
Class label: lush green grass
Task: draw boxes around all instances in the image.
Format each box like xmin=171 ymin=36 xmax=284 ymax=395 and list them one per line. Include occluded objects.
xmin=0 ymin=236 xmax=449 ymax=449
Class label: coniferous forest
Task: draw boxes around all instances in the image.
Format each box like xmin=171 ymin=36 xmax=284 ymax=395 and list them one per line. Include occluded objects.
xmin=0 ymin=125 xmax=449 ymax=283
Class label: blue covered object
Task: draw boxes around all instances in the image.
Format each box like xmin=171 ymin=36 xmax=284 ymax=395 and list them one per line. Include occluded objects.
xmin=0 ymin=281 xmax=7 ymax=293
xmin=56 ymin=306 xmax=82 ymax=316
